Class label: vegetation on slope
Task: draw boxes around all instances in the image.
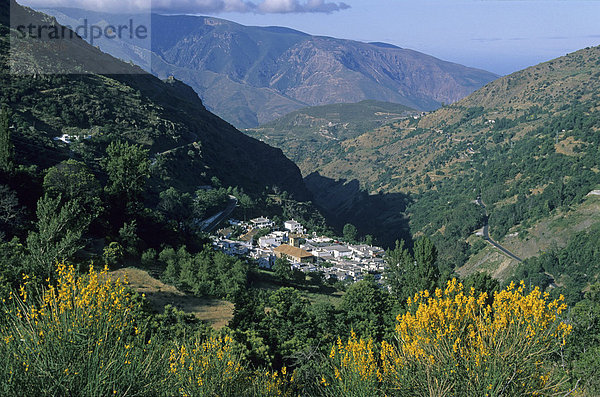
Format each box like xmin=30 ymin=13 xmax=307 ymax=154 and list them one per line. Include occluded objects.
xmin=1 ymin=264 xmax=590 ymax=396
xmin=246 ymin=100 xmax=417 ymax=177
xmin=3 ymin=0 xmax=310 ymax=200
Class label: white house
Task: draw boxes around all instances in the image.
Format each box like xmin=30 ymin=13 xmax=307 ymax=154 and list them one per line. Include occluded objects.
xmin=250 ymin=217 xmax=274 ymax=229
xmin=53 ymin=133 xmax=92 ymax=144
xmin=258 ymin=231 xmax=288 ymax=249
xmin=284 ymin=219 xmax=304 ymax=234
xmin=309 ymin=236 xmax=333 ymax=243
xmin=214 ymin=239 xmax=251 ymax=256
xmin=250 ymin=249 xmax=275 ymax=269
xmin=322 ymin=245 xmax=353 ymax=258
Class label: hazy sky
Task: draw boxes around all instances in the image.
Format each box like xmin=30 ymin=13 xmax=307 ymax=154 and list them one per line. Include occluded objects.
xmin=215 ymin=0 xmax=600 ymax=75
xmin=20 ymin=0 xmax=600 ymax=75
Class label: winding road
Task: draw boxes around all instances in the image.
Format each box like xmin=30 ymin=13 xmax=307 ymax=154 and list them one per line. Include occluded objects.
xmin=200 ymin=195 xmax=238 ymax=233
xmin=476 ymin=198 xmax=523 ymax=263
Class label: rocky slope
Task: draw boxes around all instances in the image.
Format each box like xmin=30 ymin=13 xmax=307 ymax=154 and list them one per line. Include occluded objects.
xmin=42 ymin=8 xmax=498 ymax=128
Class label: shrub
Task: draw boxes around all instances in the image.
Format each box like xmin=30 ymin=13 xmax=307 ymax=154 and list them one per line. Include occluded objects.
xmin=0 ymin=262 xmax=166 ymax=396
xmin=168 ymin=335 xmax=291 ymax=396
xmin=0 ymin=262 xmax=290 ymax=396
xmin=103 ymin=241 xmax=124 ymax=267
xmin=322 ymin=279 xmax=574 ymax=396
xmin=380 ymin=279 xmax=573 ymax=396
xmin=322 ymin=331 xmax=381 ymax=396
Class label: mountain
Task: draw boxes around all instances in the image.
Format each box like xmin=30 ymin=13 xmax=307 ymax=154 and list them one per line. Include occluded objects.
xmin=245 ymin=100 xmax=418 ymax=175
xmin=2 ymin=1 xmax=310 ymax=200
xmin=247 ymin=43 xmax=600 ymax=290
xmin=41 ymin=8 xmax=498 ymax=128
xmin=367 ymin=46 xmax=600 ymax=293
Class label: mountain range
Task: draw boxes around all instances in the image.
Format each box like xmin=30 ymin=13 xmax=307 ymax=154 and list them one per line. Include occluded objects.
xmin=3 ymin=0 xmax=309 ymax=201
xmin=42 ymin=8 xmax=498 ymax=128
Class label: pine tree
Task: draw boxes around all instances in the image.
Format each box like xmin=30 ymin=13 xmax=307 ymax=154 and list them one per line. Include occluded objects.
xmin=0 ymin=108 xmax=13 ymax=171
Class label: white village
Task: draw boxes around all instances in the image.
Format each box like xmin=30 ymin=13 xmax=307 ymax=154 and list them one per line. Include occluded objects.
xmin=212 ymin=217 xmax=386 ymax=284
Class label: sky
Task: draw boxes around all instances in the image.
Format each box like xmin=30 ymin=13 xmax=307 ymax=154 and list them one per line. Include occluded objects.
xmin=19 ymin=0 xmax=600 ymax=75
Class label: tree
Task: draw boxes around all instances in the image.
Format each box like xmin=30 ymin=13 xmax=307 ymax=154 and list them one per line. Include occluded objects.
xmin=44 ymin=160 xmax=100 ymax=200
xmin=414 ymin=236 xmax=437 ymax=269
xmin=273 ymin=257 xmax=293 ymax=282
xmin=102 ymin=141 xmax=150 ymax=213
xmin=26 ymin=195 xmax=93 ymax=277
xmin=0 ymin=108 xmax=13 ymax=171
xmin=118 ymin=220 xmax=142 ymax=258
xmin=384 ymin=240 xmax=413 ymax=300
xmin=210 ymin=176 xmax=221 ymax=188
xmin=194 ymin=188 xmax=228 ymax=220
xmin=0 ymin=237 xmax=27 ymax=297
xmin=412 ymin=236 xmax=439 ymax=293
xmin=103 ymin=241 xmax=124 ymax=266
xmin=340 ymin=274 xmax=389 ymax=341
xmin=158 ymin=187 xmax=194 ymax=232
xmin=43 ymin=159 xmax=102 ymax=218
xmin=343 ymin=223 xmax=357 ymax=243
xmin=0 ymin=185 xmax=24 ymax=240
xmin=265 ymin=287 xmax=314 ymax=363
xmin=234 ymin=190 xmax=253 ymax=221
xmin=385 ymin=237 xmax=440 ymax=302
xmin=565 ymin=283 xmax=600 ymax=395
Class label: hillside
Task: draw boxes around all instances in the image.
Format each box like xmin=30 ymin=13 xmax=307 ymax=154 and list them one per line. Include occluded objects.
xmin=366 ymin=46 xmax=600 ymax=293
xmin=3 ymin=1 xmax=309 ymax=200
xmin=458 ymin=192 xmax=600 ymax=282
xmin=246 ymin=100 xmax=418 ymax=176
xmin=42 ymin=8 xmax=498 ymax=128
xmin=246 ymin=44 xmax=600 ymax=292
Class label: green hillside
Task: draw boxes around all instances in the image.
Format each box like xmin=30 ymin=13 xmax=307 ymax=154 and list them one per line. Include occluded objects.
xmin=455 ymin=193 xmax=600 ymax=306
xmin=403 ymin=45 xmax=600 ymax=285
xmin=2 ymin=1 xmax=309 ymax=200
xmin=248 ymin=44 xmax=600 ymax=296
xmin=246 ymin=100 xmax=417 ymax=176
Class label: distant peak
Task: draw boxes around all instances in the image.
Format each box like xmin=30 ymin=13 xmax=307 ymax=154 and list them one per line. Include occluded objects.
xmin=368 ymin=42 xmax=402 ymax=49
xmin=259 ymin=26 xmax=309 ymax=36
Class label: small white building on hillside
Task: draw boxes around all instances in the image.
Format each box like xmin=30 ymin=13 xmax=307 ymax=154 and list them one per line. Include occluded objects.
xmin=250 ymin=217 xmax=274 ymax=229
xmin=284 ymin=219 xmax=304 ymax=234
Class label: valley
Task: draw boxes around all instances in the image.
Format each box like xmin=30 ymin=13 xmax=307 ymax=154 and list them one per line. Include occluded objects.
xmin=2 ymin=1 xmax=600 ymax=395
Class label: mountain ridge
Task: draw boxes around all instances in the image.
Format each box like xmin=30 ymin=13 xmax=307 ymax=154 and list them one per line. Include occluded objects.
xmin=3 ymin=0 xmax=311 ymax=201
xmin=41 ymin=7 xmax=498 ymax=128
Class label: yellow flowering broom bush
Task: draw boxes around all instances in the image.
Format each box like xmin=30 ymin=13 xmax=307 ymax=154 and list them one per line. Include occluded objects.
xmin=0 ymin=262 xmax=166 ymax=396
xmin=322 ymin=279 xmax=573 ymax=396
xmin=0 ymin=262 xmax=576 ymax=396
xmin=0 ymin=262 xmax=293 ymax=396
xmin=169 ymin=334 xmax=292 ymax=396
xmin=380 ymin=279 xmax=573 ymax=396
xmin=322 ymin=331 xmax=382 ymax=396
